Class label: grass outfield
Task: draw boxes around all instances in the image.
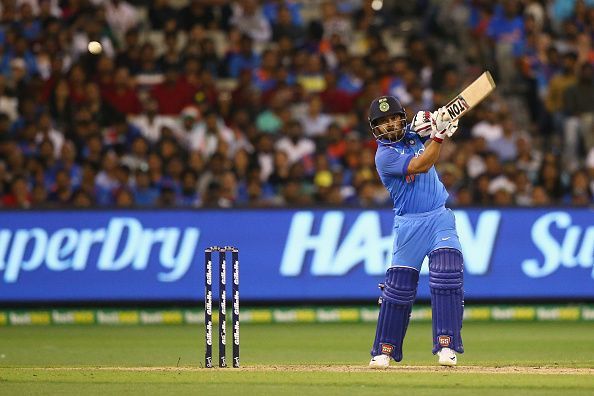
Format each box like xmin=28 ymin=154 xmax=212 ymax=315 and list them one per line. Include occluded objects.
xmin=1 ymin=321 xmax=593 ymax=395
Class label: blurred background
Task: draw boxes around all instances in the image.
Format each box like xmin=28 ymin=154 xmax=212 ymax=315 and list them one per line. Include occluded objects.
xmin=0 ymin=0 xmax=593 ymax=309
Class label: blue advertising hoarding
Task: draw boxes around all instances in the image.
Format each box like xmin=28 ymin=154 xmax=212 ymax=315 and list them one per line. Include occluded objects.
xmin=0 ymin=208 xmax=592 ymax=302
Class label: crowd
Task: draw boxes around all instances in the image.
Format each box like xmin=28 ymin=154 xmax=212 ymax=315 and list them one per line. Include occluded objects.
xmin=0 ymin=0 xmax=593 ymax=209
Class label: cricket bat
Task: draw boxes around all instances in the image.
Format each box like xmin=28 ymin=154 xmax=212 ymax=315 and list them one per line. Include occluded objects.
xmin=444 ymin=71 xmax=496 ymax=121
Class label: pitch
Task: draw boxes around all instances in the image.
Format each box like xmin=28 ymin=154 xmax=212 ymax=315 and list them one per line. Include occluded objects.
xmin=1 ymin=321 xmax=593 ymax=395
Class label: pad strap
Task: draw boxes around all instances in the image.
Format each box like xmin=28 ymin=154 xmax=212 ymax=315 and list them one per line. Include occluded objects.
xmin=371 ymin=267 xmax=419 ymax=362
xmin=429 ymin=248 xmax=464 ymax=354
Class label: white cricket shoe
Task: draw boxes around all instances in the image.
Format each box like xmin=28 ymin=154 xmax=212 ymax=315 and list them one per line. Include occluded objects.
xmin=437 ymin=347 xmax=457 ymax=366
xmin=369 ymin=354 xmax=390 ymax=368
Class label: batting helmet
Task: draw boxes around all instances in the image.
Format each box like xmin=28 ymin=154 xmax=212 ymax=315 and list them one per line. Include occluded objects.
xmin=368 ymin=96 xmax=407 ymax=143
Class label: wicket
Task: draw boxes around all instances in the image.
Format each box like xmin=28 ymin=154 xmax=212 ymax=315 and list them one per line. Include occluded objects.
xmin=205 ymin=246 xmax=239 ymax=368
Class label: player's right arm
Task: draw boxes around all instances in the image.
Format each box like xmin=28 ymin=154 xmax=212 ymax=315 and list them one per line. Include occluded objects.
xmin=376 ymin=139 xmax=443 ymax=177
xmin=406 ymin=140 xmax=442 ymax=174
xmin=406 ymin=109 xmax=459 ymax=174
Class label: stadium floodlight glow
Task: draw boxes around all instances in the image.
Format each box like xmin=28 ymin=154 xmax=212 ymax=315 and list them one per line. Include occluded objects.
xmin=371 ymin=0 xmax=383 ymax=11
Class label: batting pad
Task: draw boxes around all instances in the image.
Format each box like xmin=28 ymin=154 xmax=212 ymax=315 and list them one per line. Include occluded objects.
xmin=429 ymin=248 xmax=464 ymax=354
xmin=371 ymin=266 xmax=419 ymax=362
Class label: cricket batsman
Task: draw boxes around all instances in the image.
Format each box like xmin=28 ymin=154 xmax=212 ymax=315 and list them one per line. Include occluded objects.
xmin=367 ymin=96 xmax=463 ymax=367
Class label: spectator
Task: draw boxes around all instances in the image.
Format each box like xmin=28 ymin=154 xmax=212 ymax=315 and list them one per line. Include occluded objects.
xmin=0 ymin=0 xmax=590 ymax=210
xmin=0 ymin=75 xmax=18 ymax=121
xmin=83 ymin=82 xmax=119 ymax=127
xmin=178 ymin=0 xmax=218 ymax=30
xmin=129 ymin=98 xmax=177 ymax=144
xmin=514 ymin=171 xmax=533 ymax=206
xmin=255 ymin=93 xmax=285 ymax=134
xmin=566 ymin=169 xmax=593 ymax=205
xmin=2 ymin=175 xmax=31 ymax=208
xmin=471 ymin=105 xmax=504 ymax=142
xmin=275 ymin=119 xmax=315 ymax=165
xmin=177 ymin=168 xmax=201 ymax=207
xmin=296 ymin=53 xmax=326 ymax=94
xmin=563 ymin=63 xmax=594 ymax=170
xmin=47 ymin=168 xmax=73 ymax=205
xmin=299 ymin=96 xmax=333 ymax=138
xmin=114 ymin=187 xmax=134 ymax=207
xmin=488 ymin=117 xmax=519 ymax=162
xmin=230 ymin=0 xmax=272 ymax=44
xmin=116 ymin=28 xmax=142 ymax=74
xmin=131 ymin=168 xmax=159 ymax=206
xmin=187 ymin=110 xmax=234 ymax=159
xmin=226 ymin=34 xmax=260 ymax=79
xmin=104 ymin=0 xmax=139 ymax=39
xmin=148 ymin=0 xmax=178 ymax=30
xmin=95 ymin=150 xmax=120 ymax=203
xmin=321 ymin=1 xmax=352 ymax=44
xmin=539 ymin=158 xmax=564 ymax=202
xmin=101 ymin=66 xmax=142 ymax=115
xmin=151 ymin=64 xmax=193 ymax=115
xmin=272 ymin=4 xmax=305 ymax=45
xmin=545 ymin=52 xmax=578 ymax=133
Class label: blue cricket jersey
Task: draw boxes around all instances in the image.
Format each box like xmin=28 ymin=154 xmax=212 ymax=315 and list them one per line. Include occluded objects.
xmin=375 ymin=128 xmax=448 ymax=215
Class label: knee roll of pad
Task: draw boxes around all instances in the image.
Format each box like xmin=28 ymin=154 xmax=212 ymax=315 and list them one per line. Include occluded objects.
xmin=429 ymin=248 xmax=464 ymax=354
xmin=371 ymin=266 xmax=419 ymax=362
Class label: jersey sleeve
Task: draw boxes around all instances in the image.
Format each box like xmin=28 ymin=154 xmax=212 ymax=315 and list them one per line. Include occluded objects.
xmin=375 ymin=147 xmax=414 ymax=177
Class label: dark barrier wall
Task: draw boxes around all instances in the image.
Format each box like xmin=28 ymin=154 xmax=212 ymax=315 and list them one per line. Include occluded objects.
xmin=0 ymin=208 xmax=592 ymax=303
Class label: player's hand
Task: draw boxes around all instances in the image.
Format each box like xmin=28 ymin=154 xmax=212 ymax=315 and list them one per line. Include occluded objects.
xmin=411 ymin=111 xmax=433 ymax=137
xmin=430 ymin=107 xmax=458 ymax=143
xmin=432 ymin=107 xmax=451 ymax=132
xmin=445 ymin=119 xmax=459 ymax=137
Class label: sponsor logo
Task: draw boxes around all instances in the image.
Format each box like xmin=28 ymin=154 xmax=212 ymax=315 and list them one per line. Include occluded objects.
xmin=205 ymin=291 xmax=212 ymax=315
xmin=0 ymin=217 xmax=200 ymax=283
xmin=438 ymin=335 xmax=451 ymax=347
xmin=381 ymin=343 xmax=394 ymax=355
xmin=221 ymin=259 xmax=226 ymax=285
xmin=233 ymin=291 xmax=240 ymax=315
xmin=206 ymin=261 xmax=212 ymax=285
xmin=233 ymin=261 xmax=239 ymax=285
xmin=280 ymin=210 xmax=500 ymax=276
xmin=521 ymin=212 xmax=594 ymax=278
xmin=206 ymin=321 xmax=212 ymax=346
xmin=234 ymin=321 xmax=240 ymax=345
xmin=446 ymin=96 xmax=469 ymax=119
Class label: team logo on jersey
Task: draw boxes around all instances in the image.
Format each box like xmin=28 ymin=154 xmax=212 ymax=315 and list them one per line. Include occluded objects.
xmin=409 ymin=139 xmax=415 ymax=145
xmin=405 ymin=175 xmax=416 ymax=183
xmin=380 ymin=343 xmax=394 ymax=355
xmin=378 ymin=98 xmax=390 ymax=112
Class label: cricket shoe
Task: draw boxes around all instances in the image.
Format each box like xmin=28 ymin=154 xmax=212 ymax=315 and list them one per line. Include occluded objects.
xmin=369 ymin=354 xmax=390 ymax=368
xmin=437 ymin=347 xmax=457 ymax=366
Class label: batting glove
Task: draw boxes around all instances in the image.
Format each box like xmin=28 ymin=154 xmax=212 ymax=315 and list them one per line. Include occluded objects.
xmin=430 ymin=107 xmax=458 ymax=143
xmin=445 ymin=119 xmax=459 ymax=137
xmin=411 ymin=110 xmax=433 ymax=137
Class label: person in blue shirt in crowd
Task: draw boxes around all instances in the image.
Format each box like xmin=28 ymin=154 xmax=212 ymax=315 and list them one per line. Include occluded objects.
xmin=367 ymin=96 xmax=465 ymax=367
